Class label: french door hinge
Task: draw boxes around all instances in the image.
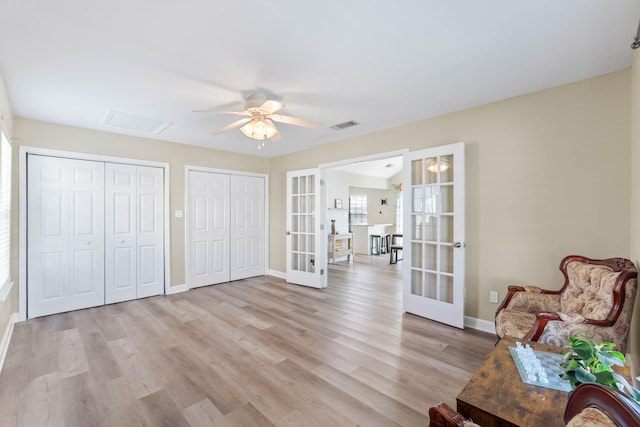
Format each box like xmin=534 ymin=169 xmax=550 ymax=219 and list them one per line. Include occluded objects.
xmin=320 ymin=224 xmax=324 ymax=230
xmin=321 ymin=269 xmax=324 ymax=275
xmin=320 ymin=179 xmax=325 ymax=186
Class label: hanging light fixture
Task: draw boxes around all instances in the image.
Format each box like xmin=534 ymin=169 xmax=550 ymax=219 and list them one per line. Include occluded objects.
xmin=239 ymin=116 xmax=279 ymax=141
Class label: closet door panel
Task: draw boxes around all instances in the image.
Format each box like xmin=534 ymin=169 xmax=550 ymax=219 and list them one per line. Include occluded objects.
xmin=230 ymin=175 xmax=265 ymax=281
xmin=188 ymin=171 xmax=230 ymax=287
xmin=136 ymin=166 xmax=164 ymax=298
xmin=105 ymin=163 xmax=137 ymax=303
xmin=28 ymin=155 xmax=105 ymax=318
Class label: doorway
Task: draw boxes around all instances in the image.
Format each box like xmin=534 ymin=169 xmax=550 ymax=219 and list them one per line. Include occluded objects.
xmin=321 ymin=151 xmax=406 ymax=276
xmin=319 ymin=142 xmax=467 ymax=330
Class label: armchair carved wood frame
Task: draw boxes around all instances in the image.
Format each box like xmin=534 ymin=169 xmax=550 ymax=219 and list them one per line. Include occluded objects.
xmin=494 ymin=255 xmax=638 ymax=352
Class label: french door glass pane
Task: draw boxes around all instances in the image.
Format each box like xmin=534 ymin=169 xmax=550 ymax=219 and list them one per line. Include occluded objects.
xmin=411 ymin=160 xmax=423 ymax=185
xmin=411 ymin=269 xmax=422 ymax=296
xmin=440 ymin=275 xmax=454 ymax=304
xmin=441 ymin=155 xmax=453 ymax=183
xmin=425 ymin=272 xmax=437 ymax=299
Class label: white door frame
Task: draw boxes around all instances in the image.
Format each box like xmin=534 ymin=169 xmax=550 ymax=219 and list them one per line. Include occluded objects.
xmin=319 ymin=149 xmax=409 ymax=280
xmin=184 ymin=165 xmax=269 ymax=290
xmin=18 ymin=146 xmax=171 ymax=321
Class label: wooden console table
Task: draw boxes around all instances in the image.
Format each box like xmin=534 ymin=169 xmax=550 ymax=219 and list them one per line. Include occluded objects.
xmin=328 ymin=233 xmax=353 ymax=264
xmin=456 ymin=336 xmax=631 ymax=427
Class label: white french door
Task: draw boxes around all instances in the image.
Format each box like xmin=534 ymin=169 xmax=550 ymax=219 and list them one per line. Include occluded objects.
xmin=286 ymin=169 xmax=324 ymax=288
xmin=403 ymin=142 xmax=465 ymax=328
xmin=230 ymin=175 xmax=265 ymax=281
xmin=27 ymin=155 xmax=105 ymax=318
xmin=105 ymin=163 xmax=165 ymax=303
xmin=188 ymin=170 xmax=230 ymax=287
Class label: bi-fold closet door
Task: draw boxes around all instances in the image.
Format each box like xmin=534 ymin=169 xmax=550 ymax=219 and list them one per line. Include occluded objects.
xmin=188 ymin=170 xmax=265 ymax=288
xmin=105 ymin=163 xmax=164 ymax=304
xmin=27 ymin=155 xmax=164 ymax=318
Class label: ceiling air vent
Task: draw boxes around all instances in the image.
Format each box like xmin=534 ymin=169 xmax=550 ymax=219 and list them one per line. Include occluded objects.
xmin=330 ymin=120 xmax=359 ymax=131
xmin=102 ymin=110 xmax=172 ymax=135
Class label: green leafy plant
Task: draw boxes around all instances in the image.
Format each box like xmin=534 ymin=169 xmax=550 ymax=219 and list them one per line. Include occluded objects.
xmin=560 ymin=334 xmax=640 ymax=402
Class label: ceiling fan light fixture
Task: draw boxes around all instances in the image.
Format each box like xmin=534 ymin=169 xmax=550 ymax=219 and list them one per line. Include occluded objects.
xmin=240 ymin=118 xmax=279 ymax=141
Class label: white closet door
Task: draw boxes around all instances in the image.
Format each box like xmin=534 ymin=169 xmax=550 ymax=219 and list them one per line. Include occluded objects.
xmin=230 ymin=175 xmax=265 ymax=281
xmin=188 ymin=171 xmax=230 ymax=287
xmin=136 ymin=166 xmax=165 ymax=298
xmin=105 ymin=163 xmax=137 ymax=304
xmin=27 ymin=155 xmax=105 ymax=318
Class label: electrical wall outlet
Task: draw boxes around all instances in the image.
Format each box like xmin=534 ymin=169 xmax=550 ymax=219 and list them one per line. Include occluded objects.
xmin=489 ymin=291 xmax=499 ymax=304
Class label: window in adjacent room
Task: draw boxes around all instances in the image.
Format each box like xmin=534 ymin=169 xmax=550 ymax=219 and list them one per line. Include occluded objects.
xmin=0 ymin=129 xmax=11 ymax=300
xmin=349 ymin=193 xmax=367 ymax=232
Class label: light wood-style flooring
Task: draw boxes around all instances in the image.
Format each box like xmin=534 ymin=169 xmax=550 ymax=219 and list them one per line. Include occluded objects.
xmin=0 ymin=255 xmax=495 ymax=426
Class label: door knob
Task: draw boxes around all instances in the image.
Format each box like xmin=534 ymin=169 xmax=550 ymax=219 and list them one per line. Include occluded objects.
xmin=453 ymin=242 xmax=465 ymax=248
xmin=86 ymin=241 xmax=92 ymax=245
xmin=286 ymin=231 xmax=291 ymax=235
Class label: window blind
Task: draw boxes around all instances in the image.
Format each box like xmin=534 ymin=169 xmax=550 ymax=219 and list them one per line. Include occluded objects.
xmin=0 ymin=131 xmax=11 ymax=290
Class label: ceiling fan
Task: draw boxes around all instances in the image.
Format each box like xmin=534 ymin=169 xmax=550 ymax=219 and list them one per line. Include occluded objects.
xmin=194 ymin=94 xmax=322 ymax=147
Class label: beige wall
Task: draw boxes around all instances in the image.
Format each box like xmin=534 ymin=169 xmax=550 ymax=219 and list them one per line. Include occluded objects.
xmin=629 ymin=49 xmax=640 ymax=375
xmin=270 ymin=70 xmax=632 ymax=324
xmin=11 ymin=119 xmax=270 ymax=293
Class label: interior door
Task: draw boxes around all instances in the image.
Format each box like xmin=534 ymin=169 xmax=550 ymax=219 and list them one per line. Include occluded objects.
xmin=403 ymin=142 xmax=465 ymax=328
xmin=230 ymin=175 xmax=265 ymax=281
xmin=188 ymin=170 xmax=230 ymax=287
xmin=286 ymin=169 xmax=324 ymax=288
xmin=105 ymin=163 xmax=137 ymax=303
xmin=27 ymin=155 xmax=105 ymax=318
xmin=136 ymin=165 xmax=165 ymax=298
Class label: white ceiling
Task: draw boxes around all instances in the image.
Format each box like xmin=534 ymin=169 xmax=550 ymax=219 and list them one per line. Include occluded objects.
xmin=331 ymin=156 xmax=403 ymax=179
xmin=0 ymin=1 xmax=638 ymax=158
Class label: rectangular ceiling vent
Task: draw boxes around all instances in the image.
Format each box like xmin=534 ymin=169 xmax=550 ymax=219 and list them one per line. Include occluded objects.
xmin=102 ymin=110 xmax=172 ymax=135
xmin=330 ymin=120 xmax=359 ymax=131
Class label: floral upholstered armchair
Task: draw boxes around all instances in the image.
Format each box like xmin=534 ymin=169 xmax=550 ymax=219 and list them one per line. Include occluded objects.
xmin=494 ymin=255 xmax=638 ymax=353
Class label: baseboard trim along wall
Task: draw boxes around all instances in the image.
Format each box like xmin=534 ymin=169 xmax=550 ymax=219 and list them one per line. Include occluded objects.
xmin=464 ymin=316 xmax=496 ymax=334
xmin=268 ymin=270 xmax=286 ymax=280
xmin=0 ymin=313 xmax=19 ymax=372
xmin=166 ymin=284 xmax=189 ymax=295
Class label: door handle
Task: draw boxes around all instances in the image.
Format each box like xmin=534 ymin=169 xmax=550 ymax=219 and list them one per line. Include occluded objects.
xmin=86 ymin=241 xmax=92 ymax=245
xmin=286 ymin=231 xmax=291 ymax=235
xmin=453 ymin=242 xmax=465 ymax=248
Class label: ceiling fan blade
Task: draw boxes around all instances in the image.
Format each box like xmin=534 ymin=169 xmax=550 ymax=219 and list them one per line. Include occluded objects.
xmin=269 ymin=114 xmax=323 ymax=129
xmin=212 ymin=117 xmax=252 ymax=135
xmin=193 ymin=109 xmax=250 ymax=116
xmin=259 ymin=100 xmax=284 ymax=114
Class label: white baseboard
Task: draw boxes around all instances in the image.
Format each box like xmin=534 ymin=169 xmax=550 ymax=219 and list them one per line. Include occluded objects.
xmin=268 ymin=269 xmax=286 ymax=280
xmin=166 ymin=284 xmax=189 ymax=295
xmin=464 ymin=316 xmax=496 ymax=334
xmin=0 ymin=313 xmax=19 ymax=373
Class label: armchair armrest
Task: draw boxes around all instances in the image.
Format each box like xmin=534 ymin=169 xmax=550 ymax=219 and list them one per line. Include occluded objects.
xmin=564 ymin=383 xmax=640 ymax=426
xmin=524 ymin=312 xmax=562 ymax=341
xmin=428 ymin=402 xmax=466 ymax=427
xmin=495 ymin=285 xmax=562 ymax=318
